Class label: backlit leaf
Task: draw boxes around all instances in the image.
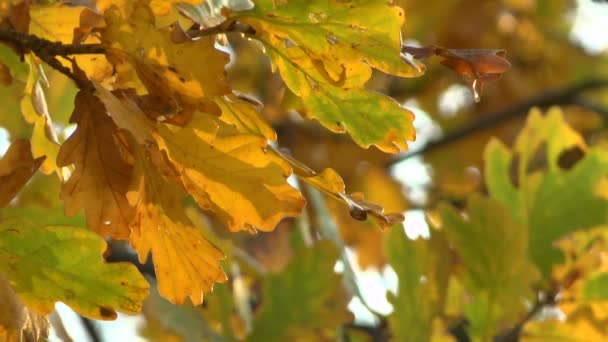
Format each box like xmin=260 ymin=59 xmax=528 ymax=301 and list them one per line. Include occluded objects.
xmin=102 ymin=2 xmax=229 ymax=108
xmin=238 ymin=0 xmax=424 ymax=77
xmin=0 ymin=216 xmax=149 ymax=319
xmin=154 ymin=112 xmax=305 ymax=232
xmin=29 ymin=3 xmax=112 ymax=82
xmin=128 ymin=143 xmax=226 ymax=305
xmin=56 ymin=91 xmax=135 ymax=240
xmin=215 ymin=94 xmax=276 ymax=141
xmin=266 ymin=44 xmax=416 ymax=153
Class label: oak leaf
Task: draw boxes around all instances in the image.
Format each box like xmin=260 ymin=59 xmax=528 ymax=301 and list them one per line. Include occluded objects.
xmin=29 ymin=3 xmax=113 ymax=82
xmin=239 ymin=0 xmax=424 ymax=77
xmin=267 ymin=45 xmax=416 ymax=153
xmin=57 ymin=91 xmax=135 ymax=240
xmin=102 ymin=2 xmax=229 ymax=109
xmin=153 ymin=112 xmax=305 ymax=232
xmin=128 ymin=143 xmax=226 ymax=305
xmin=0 ymin=216 xmax=149 ymax=320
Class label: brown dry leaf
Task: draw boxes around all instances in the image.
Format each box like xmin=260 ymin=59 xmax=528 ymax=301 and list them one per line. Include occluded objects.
xmin=102 ymin=2 xmax=229 ymax=109
xmin=0 ymin=273 xmax=49 ymax=342
xmin=402 ymin=45 xmax=511 ymax=101
xmin=0 ymin=139 xmax=44 ymax=207
xmin=128 ymin=143 xmax=226 ymax=305
xmin=154 ymin=113 xmax=305 ymax=232
xmin=56 ymin=91 xmax=134 ymax=240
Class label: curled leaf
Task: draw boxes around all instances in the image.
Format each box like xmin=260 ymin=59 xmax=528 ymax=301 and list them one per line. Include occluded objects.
xmin=402 ymin=45 xmax=511 ymax=102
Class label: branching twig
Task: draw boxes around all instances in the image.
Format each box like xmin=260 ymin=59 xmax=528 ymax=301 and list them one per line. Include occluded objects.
xmin=386 ymin=78 xmax=608 ymax=167
xmin=0 ymin=28 xmax=102 ymax=89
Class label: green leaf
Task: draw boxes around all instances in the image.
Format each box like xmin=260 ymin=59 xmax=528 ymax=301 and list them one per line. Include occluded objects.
xmin=439 ymin=195 xmax=538 ymax=340
xmin=484 ymin=107 xmax=608 ymax=275
xmin=238 ymin=0 xmax=424 ymax=78
xmin=0 ymin=217 xmax=149 ymax=320
xmin=249 ymin=238 xmax=351 ymax=341
xmin=386 ymin=227 xmax=451 ymax=342
xmin=266 ymin=45 xmax=415 ymax=153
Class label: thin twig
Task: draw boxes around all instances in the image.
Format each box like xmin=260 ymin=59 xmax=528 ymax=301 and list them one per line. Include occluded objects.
xmin=0 ymin=29 xmax=105 ymax=55
xmin=386 ymin=78 xmax=608 ymax=167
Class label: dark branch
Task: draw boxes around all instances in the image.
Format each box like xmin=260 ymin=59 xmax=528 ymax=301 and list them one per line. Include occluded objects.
xmin=0 ymin=28 xmax=102 ymax=89
xmin=387 ymin=78 xmax=608 ymax=167
xmin=0 ymin=29 xmax=105 ymax=55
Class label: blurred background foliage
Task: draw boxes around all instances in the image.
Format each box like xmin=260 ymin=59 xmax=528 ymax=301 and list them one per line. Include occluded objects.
xmin=1 ymin=0 xmax=608 ymax=341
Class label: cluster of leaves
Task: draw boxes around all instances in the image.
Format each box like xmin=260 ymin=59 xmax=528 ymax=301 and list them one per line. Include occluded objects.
xmin=1 ymin=0 xmax=608 ymax=341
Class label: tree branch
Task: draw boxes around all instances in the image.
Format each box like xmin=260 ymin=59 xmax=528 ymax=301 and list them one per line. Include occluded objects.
xmin=0 ymin=29 xmax=105 ymax=56
xmin=0 ymin=28 xmax=101 ymax=89
xmin=386 ymin=78 xmax=608 ymax=167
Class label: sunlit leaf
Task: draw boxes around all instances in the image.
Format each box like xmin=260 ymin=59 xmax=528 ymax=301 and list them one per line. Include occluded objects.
xmin=127 ymin=143 xmax=226 ymax=305
xmin=29 ymin=3 xmax=112 ymax=82
xmin=154 ymin=112 xmax=305 ymax=232
xmin=239 ymin=0 xmax=424 ymax=77
xmin=56 ymin=91 xmax=135 ymax=240
xmin=102 ymin=2 xmax=229 ymax=108
xmin=215 ymin=94 xmax=276 ymax=141
xmin=266 ymin=45 xmax=416 ymax=153
xmin=0 ymin=216 xmax=149 ymax=320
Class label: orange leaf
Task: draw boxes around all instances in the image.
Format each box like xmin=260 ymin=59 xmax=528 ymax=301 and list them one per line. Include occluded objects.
xmin=128 ymin=144 xmax=226 ymax=305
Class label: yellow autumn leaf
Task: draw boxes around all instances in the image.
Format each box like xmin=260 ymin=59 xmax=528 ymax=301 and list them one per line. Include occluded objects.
xmin=29 ymin=3 xmax=113 ymax=82
xmin=0 ymin=139 xmax=44 ymax=207
xmin=154 ymin=113 xmax=305 ymax=232
xmin=102 ymin=2 xmax=229 ymax=107
xmin=128 ymin=143 xmax=226 ymax=305
xmin=19 ymin=54 xmax=62 ymax=176
xmin=215 ymin=94 xmax=277 ymax=141
xmin=238 ymin=0 xmax=424 ymax=77
xmin=56 ymin=91 xmax=134 ymax=240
